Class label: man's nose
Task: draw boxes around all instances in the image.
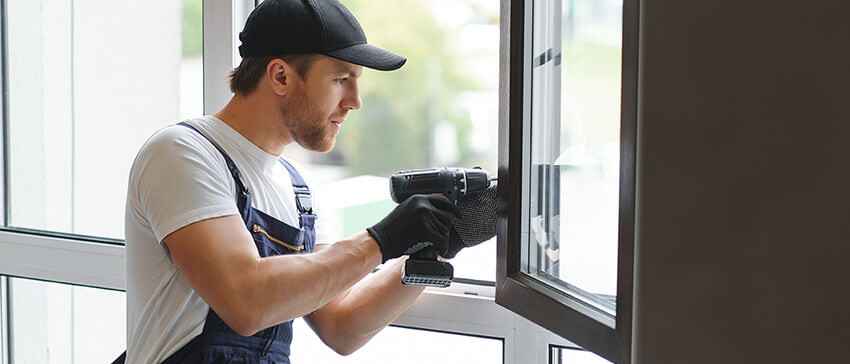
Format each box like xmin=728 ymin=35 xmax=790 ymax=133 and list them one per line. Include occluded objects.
xmin=341 ymin=86 xmax=362 ymax=111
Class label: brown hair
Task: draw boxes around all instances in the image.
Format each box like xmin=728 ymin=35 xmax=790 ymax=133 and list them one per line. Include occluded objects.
xmin=229 ymin=54 xmax=320 ymax=96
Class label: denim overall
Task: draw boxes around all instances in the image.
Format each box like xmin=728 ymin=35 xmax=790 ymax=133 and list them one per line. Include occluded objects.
xmin=114 ymin=122 xmax=316 ymax=364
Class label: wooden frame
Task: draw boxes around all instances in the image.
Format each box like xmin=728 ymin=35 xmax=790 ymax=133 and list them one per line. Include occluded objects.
xmin=495 ymin=0 xmax=639 ymax=362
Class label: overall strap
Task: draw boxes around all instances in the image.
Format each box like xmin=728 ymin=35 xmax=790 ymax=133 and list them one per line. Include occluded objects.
xmin=278 ymin=158 xmax=313 ymax=215
xmin=177 ymin=122 xmax=249 ymax=195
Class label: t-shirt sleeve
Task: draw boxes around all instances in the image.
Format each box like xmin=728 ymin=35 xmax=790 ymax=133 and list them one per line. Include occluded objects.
xmin=131 ymin=126 xmax=240 ymax=243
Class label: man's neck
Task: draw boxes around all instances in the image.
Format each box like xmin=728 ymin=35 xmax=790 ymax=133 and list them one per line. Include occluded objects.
xmin=213 ymin=95 xmax=292 ymax=156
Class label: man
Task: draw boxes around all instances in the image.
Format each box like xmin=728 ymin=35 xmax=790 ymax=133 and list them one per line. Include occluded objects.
xmin=123 ymin=0 xmax=463 ymax=362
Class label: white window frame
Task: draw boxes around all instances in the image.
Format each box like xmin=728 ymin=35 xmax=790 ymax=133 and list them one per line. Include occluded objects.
xmin=1 ymin=277 xmax=8 ymax=364
xmin=0 ymin=1 xmax=584 ymax=362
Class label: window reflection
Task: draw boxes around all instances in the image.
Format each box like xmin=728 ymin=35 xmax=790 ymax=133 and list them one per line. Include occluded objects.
xmin=286 ymin=0 xmax=501 ymax=282
xmin=7 ymin=277 xmax=125 ymax=363
xmin=525 ymin=0 xmax=623 ymax=311
xmin=7 ymin=0 xmax=203 ymax=239
xmin=291 ymin=319 xmax=503 ymax=363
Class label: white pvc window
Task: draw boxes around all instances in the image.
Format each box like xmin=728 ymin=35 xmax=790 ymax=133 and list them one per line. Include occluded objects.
xmin=6 ymin=276 xmax=125 ymax=364
xmin=5 ymin=0 xmax=203 ymax=239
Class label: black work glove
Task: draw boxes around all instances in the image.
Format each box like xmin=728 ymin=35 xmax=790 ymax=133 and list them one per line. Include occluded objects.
xmin=443 ymin=186 xmax=498 ymax=259
xmin=367 ymin=195 xmax=462 ymax=263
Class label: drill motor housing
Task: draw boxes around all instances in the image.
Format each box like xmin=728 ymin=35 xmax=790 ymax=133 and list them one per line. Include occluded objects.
xmin=390 ymin=167 xmax=492 ymax=204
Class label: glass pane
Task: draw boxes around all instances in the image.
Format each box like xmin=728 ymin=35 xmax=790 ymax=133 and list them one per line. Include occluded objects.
xmin=291 ymin=319 xmax=503 ymax=363
xmin=523 ymin=0 xmax=623 ymax=314
xmin=552 ymin=346 xmax=612 ymax=364
xmin=284 ymin=0 xmax=501 ymax=282
xmin=6 ymin=0 xmax=203 ymax=239
xmin=7 ymin=277 xmax=125 ymax=363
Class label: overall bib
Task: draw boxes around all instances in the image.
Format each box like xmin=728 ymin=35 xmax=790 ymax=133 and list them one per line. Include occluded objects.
xmin=115 ymin=122 xmax=316 ymax=364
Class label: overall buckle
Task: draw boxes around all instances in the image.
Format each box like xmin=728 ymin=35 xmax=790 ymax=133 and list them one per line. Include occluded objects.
xmin=295 ymin=193 xmax=313 ymax=214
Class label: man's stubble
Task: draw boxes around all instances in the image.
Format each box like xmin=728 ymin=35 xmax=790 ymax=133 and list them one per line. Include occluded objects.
xmin=281 ymin=86 xmax=337 ymax=153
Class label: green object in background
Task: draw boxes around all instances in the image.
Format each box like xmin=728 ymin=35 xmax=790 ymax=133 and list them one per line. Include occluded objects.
xmin=342 ymin=200 xmax=396 ymax=237
xmin=181 ymin=0 xmax=203 ymax=57
xmin=329 ymin=0 xmax=483 ymax=177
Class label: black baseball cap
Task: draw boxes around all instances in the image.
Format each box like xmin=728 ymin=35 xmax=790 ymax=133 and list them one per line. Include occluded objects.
xmin=238 ymin=0 xmax=406 ymax=71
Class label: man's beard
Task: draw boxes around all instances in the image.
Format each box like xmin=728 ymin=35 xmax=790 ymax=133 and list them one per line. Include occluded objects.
xmin=282 ymin=87 xmax=336 ymax=153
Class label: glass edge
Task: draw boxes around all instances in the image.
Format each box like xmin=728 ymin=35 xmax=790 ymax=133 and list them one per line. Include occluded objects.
xmin=452 ymin=277 xmax=496 ymax=287
xmin=511 ymin=271 xmax=616 ymax=327
xmin=534 ymin=270 xmax=616 ymax=313
xmin=0 ymin=226 xmax=124 ymax=245
xmin=519 ymin=0 xmax=534 ymax=275
xmin=1 ymin=274 xmax=125 ymax=293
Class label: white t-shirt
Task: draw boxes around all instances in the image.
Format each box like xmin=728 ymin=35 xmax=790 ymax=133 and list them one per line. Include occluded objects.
xmin=124 ymin=116 xmax=328 ymax=364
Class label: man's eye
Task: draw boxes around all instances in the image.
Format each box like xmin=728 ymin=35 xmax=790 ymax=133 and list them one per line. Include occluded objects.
xmin=336 ymin=78 xmax=348 ymax=85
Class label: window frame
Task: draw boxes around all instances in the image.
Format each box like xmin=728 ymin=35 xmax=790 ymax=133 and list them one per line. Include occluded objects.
xmin=1 ymin=0 xmax=7 ymax=230
xmin=0 ymin=3 xmax=7 ymax=362
xmin=550 ymin=344 xmax=612 ymax=364
xmin=495 ymin=0 xmax=639 ymax=362
xmin=1 ymin=277 xmax=8 ymax=364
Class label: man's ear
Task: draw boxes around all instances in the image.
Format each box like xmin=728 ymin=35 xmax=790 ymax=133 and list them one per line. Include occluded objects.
xmin=266 ymin=58 xmax=293 ymax=96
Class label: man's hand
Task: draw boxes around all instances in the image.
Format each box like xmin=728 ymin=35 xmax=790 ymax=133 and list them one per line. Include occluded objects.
xmin=444 ymin=229 xmax=465 ymax=260
xmin=367 ymin=195 xmax=461 ymax=263
xmin=442 ymin=185 xmax=499 ymax=259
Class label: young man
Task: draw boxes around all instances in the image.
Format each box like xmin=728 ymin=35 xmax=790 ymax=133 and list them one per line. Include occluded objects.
xmin=123 ymin=0 xmax=461 ymax=362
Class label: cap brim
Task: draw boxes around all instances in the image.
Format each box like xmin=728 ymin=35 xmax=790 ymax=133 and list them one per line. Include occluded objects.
xmin=325 ymin=44 xmax=407 ymax=71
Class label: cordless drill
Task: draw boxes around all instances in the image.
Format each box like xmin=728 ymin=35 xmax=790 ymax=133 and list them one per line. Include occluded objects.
xmin=389 ymin=167 xmax=493 ymax=287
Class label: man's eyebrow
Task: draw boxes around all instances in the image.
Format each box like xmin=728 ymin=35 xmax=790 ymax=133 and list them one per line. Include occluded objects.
xmin=336 ymin=67 xmax=362 ymax=78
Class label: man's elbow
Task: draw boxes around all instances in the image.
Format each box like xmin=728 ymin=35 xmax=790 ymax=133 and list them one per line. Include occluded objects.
xmin=329 ymin=340 xmax=365 ymax=356
xmin=218 ymin=296 xmax=304 ymax=337
xmin=214 ymin=294 xmax=267 ymax=336
xmin=231 ymin=319 xmax=262 ymax=337
xmin=218 ymin=308 xmax=263 ymax=337
xmin=323 ymin=329 xmax=371 ymax=356
xmin=334 ymin=348 xmax=356 ymax=357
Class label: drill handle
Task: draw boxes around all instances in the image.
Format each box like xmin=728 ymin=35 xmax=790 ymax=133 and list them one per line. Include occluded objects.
xmin=410 ymin=246 xmax=439 ymax=260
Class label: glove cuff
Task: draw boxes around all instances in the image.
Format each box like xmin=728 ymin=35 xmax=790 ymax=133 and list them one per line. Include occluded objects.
xmin=366 ymin=227 xmax=390 ymax=263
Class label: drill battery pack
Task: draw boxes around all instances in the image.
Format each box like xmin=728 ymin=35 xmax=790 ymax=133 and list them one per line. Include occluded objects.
xmin=401 ymin=258 xmax=454 ymax=288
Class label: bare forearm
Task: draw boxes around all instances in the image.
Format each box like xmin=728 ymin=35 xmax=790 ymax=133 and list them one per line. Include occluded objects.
xmin=325 ymin=258 xmax=426 ymax=353
xmin=343 ymin=258 xmax=424 ymax=332
xmin=239 ymin=231 xmax=381 ymax=333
